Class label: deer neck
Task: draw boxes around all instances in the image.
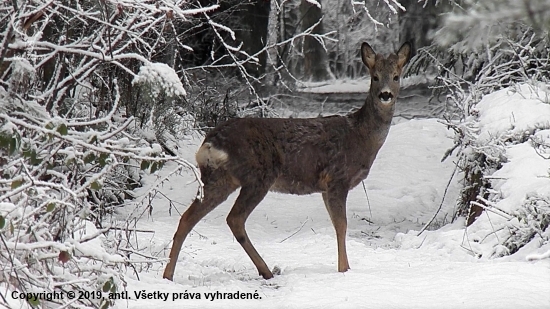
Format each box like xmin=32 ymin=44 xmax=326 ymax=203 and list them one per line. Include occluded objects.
xmin=353 ymin=91 xmax=395 ymax=130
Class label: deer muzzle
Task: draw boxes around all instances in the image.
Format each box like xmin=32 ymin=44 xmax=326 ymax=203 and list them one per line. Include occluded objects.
xmin=379 ymin=91 xmax=394 ymax=104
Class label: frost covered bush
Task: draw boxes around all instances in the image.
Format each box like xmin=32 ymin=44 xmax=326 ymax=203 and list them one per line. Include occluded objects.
xmin=131 ymin=62 xmax=193 ymax=148
xmin=0 ymin=0 xmax=211 ymax=307
xmin=425 ymin=26 xmax=550 ymax=223
xmin=417 ymin=1 xmax=550 ymax=257
xmin=0 ymin=75 xmax=196 ymax=307
xmin=181 ymin=72 xmax=243 ymax=130
xmin=501 ymin=194 xmax=550 ymax=256
xmin=442 ymin=83 xmax=550 ymax=258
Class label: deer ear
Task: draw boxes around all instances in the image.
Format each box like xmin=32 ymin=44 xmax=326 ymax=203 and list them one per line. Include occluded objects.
xmin=396 ymin=42 xmax=412 ymax=68
xmin=361 ymin=42 xmax=376 ymax=71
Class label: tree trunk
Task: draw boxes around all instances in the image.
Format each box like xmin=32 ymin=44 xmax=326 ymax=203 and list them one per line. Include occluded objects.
xmin=264 ymin=0 xmax=280 ymax=87
xmin=300 ymin=0 xmax=330 ymax=81
xmin=237 ymin=0 xmax=270 ymax=78
xmin=398 ymin=0 xmax=450 ymax=49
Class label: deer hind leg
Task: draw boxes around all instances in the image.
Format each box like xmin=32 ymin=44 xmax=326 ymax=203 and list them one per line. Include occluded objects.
xmin=226 ymin=183 xmax=273 ymax=279
xmin=322 ymin=187 xmax=350 ymax=272
xmin=163 ymin=169 xmax=238 ymax=281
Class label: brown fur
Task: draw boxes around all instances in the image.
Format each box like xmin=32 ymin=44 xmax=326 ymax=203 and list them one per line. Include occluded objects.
xmin=163 ymin=41 xmax=412 ymax=280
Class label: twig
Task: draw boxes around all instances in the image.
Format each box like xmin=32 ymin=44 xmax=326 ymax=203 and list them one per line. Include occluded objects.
xmin=279 ymin=217 xmax=309 ymax=243
xmin=484 ymin=210 xmax=500 ymax=243
xmin=361 ymin=217 xmax=374 ymax=224
xmin=470 ymin=201 xmax=513 ymax=220
xmin=78 ymin=226 xmax=111 ymax=243
xmin=119 ymin=248 xmax=159 ymax=260
xmin=417 ymin=160 xmax=459 ymax=236
xmin=415 ymin=236 xmax=428 ymax=249
xmin=479 ymin=226 xmax=505 ymax=244
xmin=109 ymin=227 xmax=155 ymax=233
xmin=361 ymin=180 xmax=373 ymax=222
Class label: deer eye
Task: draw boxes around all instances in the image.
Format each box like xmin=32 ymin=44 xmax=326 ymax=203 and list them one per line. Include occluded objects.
xmin=372 ymin=76 xmax=379 ymax=82
xmin=393 ymin=76 xmax=399 ymax=81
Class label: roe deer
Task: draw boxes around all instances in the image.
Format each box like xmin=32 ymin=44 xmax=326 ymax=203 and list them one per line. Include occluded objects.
xmin=163 ymin=41 xmax=412 ymax=280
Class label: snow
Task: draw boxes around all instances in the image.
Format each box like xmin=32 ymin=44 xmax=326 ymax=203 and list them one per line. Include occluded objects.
xmin=475 ymin=83 xmax=550 ymax=143
xmin=112 ymin=114 xmax=550 ymax=308
xmin=0 ymin=202 xmax=16 ymax=219
xmin=298 ymin=75 xmax=432 ymax=93
xmin=299 ymin=78 xmax=371 ymax=93
xmin=304 ymin=0 xmax=321 ymax=9
xmin=132 ymin=62 xmax=187 ymax=97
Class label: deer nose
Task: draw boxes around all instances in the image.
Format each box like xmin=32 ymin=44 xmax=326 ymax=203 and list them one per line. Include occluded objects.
xmin=379 ymin=92 xmax=393 ymax=102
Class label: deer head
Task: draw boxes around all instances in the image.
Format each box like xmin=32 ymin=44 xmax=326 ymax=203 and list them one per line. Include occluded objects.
xmin=361 ymin=42 xmax=412 ymax=105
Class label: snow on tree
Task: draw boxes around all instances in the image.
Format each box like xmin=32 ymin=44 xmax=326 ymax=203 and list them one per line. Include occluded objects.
xmin=133 ymin=63 xmax=187 ymax=97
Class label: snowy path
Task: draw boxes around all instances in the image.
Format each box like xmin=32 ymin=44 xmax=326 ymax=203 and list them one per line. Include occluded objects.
xmin=117 ymin=119 xmax=550 ymax=309
xmin=277 ymin=78 xmax=441 ymax=121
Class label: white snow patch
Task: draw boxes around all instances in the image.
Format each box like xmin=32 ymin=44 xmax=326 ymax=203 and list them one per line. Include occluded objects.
xmin=0 ymin=202 xmax=16 ymax=214
xmin=475 ymin=83 xmax=550 ymax=143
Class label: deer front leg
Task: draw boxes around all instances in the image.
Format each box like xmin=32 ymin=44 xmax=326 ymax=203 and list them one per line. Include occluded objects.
xmin=322 ymin=188 xmax=350 ymax=272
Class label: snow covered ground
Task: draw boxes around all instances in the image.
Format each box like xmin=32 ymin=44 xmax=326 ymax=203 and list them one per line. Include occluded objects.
xmin=297 ymin=75 xmax=433 ymax=93
xmin=114 ymin=115 xmax=550 ymax=308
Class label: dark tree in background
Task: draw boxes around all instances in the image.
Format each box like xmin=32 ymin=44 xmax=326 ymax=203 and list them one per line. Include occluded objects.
xmin=237 ymin=1 xmax=271 ymax=77
xmin=300 ymin=0 xmax=331 ymax=81
xmin=398 ymin=0 xmax=440 ymax=50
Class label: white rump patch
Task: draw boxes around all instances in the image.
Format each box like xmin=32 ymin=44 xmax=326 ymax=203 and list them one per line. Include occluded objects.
xmin=195 ymin=142 xmax=229 ymax=168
